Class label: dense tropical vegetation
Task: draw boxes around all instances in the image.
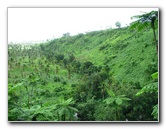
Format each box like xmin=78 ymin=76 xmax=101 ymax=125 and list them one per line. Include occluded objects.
xmin=8 ymin=11 xmax=159 ymax=121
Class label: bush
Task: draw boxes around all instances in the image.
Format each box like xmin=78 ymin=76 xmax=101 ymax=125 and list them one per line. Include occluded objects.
xmin=55 ymin=54 xmax=64 ymax=61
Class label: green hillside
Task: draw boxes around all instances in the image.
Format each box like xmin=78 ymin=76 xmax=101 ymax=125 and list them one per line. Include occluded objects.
xmin=8 ymin=11 xmax=158 ymax=121
xmin=43 ymin=27 xmax=158 ymax=86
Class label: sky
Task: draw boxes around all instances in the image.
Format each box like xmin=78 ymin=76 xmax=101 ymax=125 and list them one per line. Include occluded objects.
xmin=8 ymin=8 xmax=158 ymax=44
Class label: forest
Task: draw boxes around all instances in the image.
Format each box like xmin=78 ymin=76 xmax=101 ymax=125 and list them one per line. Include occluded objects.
xmin=8 ymin=11 xmax=159 ymax=121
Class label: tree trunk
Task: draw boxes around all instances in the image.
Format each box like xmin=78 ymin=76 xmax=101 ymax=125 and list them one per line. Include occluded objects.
xmin=151 ymin=20 xmax=158 ymax=54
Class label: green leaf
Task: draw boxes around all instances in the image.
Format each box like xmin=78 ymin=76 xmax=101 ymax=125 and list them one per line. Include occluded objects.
xmin=115 ymin=98 xmax=122 ymax=105
xmin=30 ymin=105 xmax=41 ymax=110
xmin=118 ymin=95 xmax=126 ymax=97
xmin=151 ymin=72 xmax=158 ymax=79
xmin=106 ymin=89 xmax=115 ymax=97
xmin=8 ymin=82 xmax=23 ymax=93
xmin=68 ymin=106 xmax=78 ymax=112
xmin=66 ymin=98 xmax=74 ymax=104
xmin=103 ymin=97 xmax=115 ymax=105
xmin=121 ymin=97 xmax=131 ymax=101
xmin=151 ymin=104 xmax=158 ymax=120
xmin=136 ymin=82 xmax=158 ymax=96
xmin=136 ymin=90 xmax=144 ymax=96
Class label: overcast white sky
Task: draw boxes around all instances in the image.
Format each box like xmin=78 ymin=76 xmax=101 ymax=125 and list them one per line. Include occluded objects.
xmin=8 ymin=8 xmax=158 ymax=43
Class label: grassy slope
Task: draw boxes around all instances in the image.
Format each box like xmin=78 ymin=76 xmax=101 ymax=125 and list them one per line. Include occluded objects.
xmin=8 ymin=26 xmax=158 ymax=121
xmin=44 ymin=27 xmax=158 ymax=86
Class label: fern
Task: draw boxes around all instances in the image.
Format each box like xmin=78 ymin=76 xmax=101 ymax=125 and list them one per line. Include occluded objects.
xmin=136 ymin=82 xmax=158 ymax=96
xmin=151 ymin=104 xmax=158 ymax=120
xmin=8 ymin=82 xmax=23 ymax=93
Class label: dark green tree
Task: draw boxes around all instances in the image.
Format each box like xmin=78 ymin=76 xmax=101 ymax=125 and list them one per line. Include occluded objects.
xmin=103 ymin=89 xmax=131 ymax=120
xmin=54 ymin=97 xmax=78 ymax=121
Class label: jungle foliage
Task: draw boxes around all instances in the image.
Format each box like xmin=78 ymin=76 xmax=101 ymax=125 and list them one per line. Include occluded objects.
xmin=8 ymin=11 xmax=159 ymax=121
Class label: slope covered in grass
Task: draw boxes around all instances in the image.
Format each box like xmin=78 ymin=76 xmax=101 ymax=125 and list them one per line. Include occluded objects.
xmin=8 ymin=24 xmax=158 ymax=121
xmin=43 ymin=27 xmax=158 ymax=86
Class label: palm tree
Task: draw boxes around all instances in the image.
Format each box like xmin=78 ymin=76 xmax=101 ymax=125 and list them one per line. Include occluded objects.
xmin=130 ymin=10 xmax=158 ymax=54
xmin=54 ymin=97 xmax=78 ymax=121
xmin=103 ymin=89 xmax=131 ymax=120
